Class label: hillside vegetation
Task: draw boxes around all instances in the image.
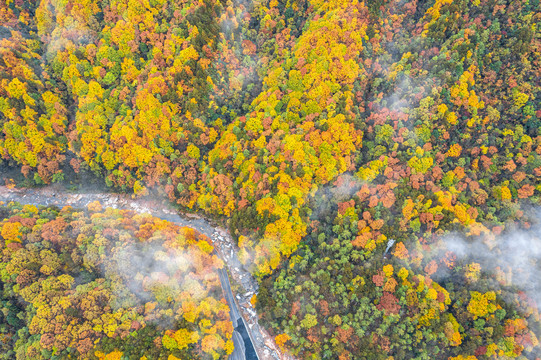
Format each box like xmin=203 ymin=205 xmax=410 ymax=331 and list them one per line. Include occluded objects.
xmin=0 ymin=0 xmax=540 ymax=359
xmin=0 ymin=201 xmax=232 ymax=359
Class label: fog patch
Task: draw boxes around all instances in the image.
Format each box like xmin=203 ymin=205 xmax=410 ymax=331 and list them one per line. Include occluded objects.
xmin=441 ymin=223 xmax=541 ymax=302
xmin=36 ymin=1 xmax=99 ymax=62
xmin=309 ymin=174 xmax=365 ymax=222
xmin=100 ymin=233 xmax=219 ymax=329
xmin=425 ymin=210 xmax=541 ymax=335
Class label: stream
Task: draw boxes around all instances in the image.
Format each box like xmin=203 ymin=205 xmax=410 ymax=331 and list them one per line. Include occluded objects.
xmin=0 ymin=184 xmax=289 ymax=360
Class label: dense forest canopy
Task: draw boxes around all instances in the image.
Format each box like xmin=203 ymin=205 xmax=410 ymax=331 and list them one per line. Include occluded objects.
xmin=0 ymin=201 xmax=232 ymax=359
xmin=0 ymin=0 xmax=540 ymax=359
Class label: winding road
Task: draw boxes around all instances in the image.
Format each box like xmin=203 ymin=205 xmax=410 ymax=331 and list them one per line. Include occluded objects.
xmin=0 ymin=185 xmax=288 ymax=360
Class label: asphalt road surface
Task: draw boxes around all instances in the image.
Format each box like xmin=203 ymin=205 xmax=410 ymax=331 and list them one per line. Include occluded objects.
xmin=218 ymin=268 xmax=258 ymax=360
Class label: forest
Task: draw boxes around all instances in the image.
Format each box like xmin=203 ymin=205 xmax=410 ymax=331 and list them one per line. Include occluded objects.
xmin=0 ymin=201 xmax=233 ymax=359
xmin=0 ymin=0 xmax=540 ymax=359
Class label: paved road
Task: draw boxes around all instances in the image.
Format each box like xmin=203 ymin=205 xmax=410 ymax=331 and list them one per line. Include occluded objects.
xmin=218 ymin=268 xmax=242 ymax=327
xmin=0 ymin=185 xmax=261 ymax=360
xmin=218 ymin=268 xmax=245 ymax=360
xmin=231 ymin=331 xmax=246 ymax=360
